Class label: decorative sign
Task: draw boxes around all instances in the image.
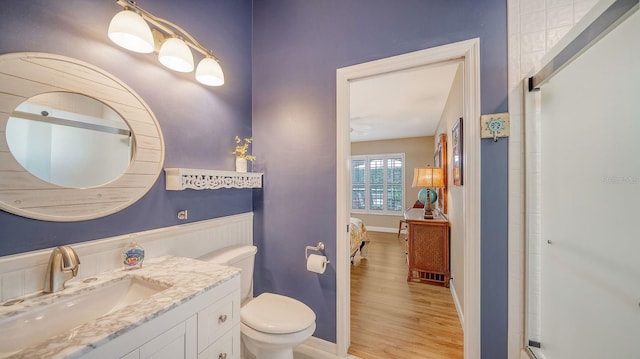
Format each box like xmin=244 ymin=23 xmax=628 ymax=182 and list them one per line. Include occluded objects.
xmin=481 ymin=113 xmax=510 ymax=142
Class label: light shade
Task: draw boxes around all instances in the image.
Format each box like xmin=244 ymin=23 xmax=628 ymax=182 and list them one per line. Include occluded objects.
xmin=412 ymin=167 xmax=445 ymax=188
xmin=108 ymin=10 xmax=154 ymax=53
xmin=196 ymin=57 xmax=225 ymax=86
xmin=158 ymin=37 xmax=194 ymax=72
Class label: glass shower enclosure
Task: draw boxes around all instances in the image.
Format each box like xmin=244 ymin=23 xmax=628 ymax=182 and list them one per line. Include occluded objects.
xmin=524 ymin=1 xmax=639 ymax=358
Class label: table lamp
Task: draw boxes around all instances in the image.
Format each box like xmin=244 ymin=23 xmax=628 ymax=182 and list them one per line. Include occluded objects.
xmin=412 ymin=166 xmax=445 ymax=219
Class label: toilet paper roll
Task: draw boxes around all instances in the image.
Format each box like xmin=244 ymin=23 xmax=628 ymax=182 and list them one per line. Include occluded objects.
xmin=306 ymin=254 xmax=328 ymax=274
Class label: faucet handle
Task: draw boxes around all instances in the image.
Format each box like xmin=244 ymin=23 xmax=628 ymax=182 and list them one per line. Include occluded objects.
xmin=58 ymin=246 xmax=80 ymax=274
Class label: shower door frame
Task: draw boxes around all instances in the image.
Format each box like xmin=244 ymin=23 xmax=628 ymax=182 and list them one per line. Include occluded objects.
xmin=523 ymin=0 xmax=639 ymax=357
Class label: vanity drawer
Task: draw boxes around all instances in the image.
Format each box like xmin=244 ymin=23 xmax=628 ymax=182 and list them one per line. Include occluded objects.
xmin=198 ymin=324 xmax=240 ymax=359
xmin=197 ymin=290 xmax=240 ymax=353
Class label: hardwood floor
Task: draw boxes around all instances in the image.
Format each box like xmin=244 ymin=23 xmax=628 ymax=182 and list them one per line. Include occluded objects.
xmin=348 ymin=231 xmax=463 ymax=359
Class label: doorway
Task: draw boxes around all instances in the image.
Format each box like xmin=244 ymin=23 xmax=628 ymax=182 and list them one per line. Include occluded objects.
xmin=335 ymin=39 xmax=481 ymax=358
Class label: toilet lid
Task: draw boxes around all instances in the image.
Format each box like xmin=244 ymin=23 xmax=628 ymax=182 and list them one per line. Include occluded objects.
xmin=241 ymin=293 xmax=316 ymax=334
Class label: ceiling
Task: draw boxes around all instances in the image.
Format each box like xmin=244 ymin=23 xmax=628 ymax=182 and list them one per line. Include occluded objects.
xmin=349 ymin=61 xmax=461 ymax=142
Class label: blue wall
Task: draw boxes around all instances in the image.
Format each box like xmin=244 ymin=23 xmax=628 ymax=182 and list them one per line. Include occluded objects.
xmin=251 ymin=0 xmax=508 ymax=357
xmin=1 ymin=1 xmax=510 ymax=356
xmin=0 ymin=0 xmax=254 ymax=256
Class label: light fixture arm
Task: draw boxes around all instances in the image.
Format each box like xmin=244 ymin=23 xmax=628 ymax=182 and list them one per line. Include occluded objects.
xmin=115 ymin=0 xmax=218 ymax=60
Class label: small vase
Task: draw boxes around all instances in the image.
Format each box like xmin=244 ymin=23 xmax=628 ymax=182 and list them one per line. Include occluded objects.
xmin=235 ymin=157 xmax=247 ymax=173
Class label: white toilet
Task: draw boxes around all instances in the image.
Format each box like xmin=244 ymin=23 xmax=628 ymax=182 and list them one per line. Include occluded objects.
xmin=199 ymin=245 xmax=316 ymax=359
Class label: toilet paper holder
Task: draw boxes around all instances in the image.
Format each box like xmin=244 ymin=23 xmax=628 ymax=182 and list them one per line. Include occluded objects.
xmin=305 ymin=242 xmax=330 ymax=263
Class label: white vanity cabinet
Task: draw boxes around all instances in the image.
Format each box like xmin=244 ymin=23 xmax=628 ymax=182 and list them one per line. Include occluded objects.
xmin=197 ymin=291 xmax=241 ymax=358
xmin=122 ymin=316 xmax=198 ymax=359
xmin=82 ymin=276 xmax=240 ymax=359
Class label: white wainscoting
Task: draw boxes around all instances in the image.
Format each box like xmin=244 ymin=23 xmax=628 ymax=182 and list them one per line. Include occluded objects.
xmin=0 ymin=212 xmax=254 ymax=302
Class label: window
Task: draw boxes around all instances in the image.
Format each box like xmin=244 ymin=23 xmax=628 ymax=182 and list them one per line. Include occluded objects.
xmin=351 ymin=153 xmax=405 ymax=215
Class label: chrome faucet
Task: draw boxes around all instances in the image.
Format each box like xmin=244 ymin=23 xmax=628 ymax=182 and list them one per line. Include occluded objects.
xmin=43 ymin=246 xmax=80 ymax=293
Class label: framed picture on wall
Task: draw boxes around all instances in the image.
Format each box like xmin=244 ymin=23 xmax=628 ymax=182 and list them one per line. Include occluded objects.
xmin=433 ymin=133 xmax=447 ymax=214
xmin=452 ymin=117 xmax=463 ymax=186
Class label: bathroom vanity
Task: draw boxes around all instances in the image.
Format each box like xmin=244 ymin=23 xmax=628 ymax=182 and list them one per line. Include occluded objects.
xmin=0 ymin=256 xmax=241 ymax=359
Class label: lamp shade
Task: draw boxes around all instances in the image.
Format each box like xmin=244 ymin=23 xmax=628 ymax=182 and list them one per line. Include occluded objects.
xmin=108 ymin=10 xmax=154 ymax=54
xmin=412 ymin=167 xmax=445 ymax=188
xmin=196 ymin=57 xmax=225 ymax=86
xmin=158 ymin=37 xmax=194 ymax=72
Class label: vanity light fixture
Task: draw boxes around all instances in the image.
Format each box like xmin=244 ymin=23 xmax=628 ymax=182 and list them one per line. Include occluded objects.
xmin=158 ymin=37 xmax=194 ymax=72
xmin=108 ymin=0 xmax=224 ymax=86
xmin=108 ymin=8 xmax=154 ymax=53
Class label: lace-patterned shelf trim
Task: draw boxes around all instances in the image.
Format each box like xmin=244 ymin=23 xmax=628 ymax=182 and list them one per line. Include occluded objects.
xmin=165 ymin=168 xmax=263 ymax=190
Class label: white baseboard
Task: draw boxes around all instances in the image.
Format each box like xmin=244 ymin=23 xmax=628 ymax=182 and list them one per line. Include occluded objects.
xmin=450 ymin=278 xmax=465 ymax=330
xmin=302 ymin=336 xmax=337 ymax=355
xmin=295 ymin=336 xmax=362 ymax=358
xmin=364 ymin=226 xmax=397 ymax=233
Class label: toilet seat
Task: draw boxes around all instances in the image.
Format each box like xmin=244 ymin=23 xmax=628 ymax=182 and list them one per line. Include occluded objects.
xmin=241 ymin=293 xmax=316 ymax=334
xmin=240 ymin=321 xmax=316 ymax=346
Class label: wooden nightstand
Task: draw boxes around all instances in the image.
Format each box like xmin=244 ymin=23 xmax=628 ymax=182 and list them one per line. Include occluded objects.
xmin=406 ymin=217 xmax=450 ymax=287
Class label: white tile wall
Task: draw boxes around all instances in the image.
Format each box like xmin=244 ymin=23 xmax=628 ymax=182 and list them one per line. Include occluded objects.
xmin=547 ymin=0 xmax=574 ymax=7
xmin=507 ymin=0 xmax=599 ymax=357
xmin=574 ymin=0 xmax=599 ymax=21
xmin=521 ymin=0 xmax=546 ymax=15
xmin=521 ymin=11 xmax=547 ymax=33
xmin=546 ymin=26 xmax=573 ymax=49
xmin=546 ymin=5 xmax=575 ymax=28
xmin=0 ymin=213 xmax=254 ymax=302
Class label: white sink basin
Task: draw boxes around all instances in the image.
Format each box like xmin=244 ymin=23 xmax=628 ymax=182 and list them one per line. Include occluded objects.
xmin=0 ymin=276 xmax=171 ymax=357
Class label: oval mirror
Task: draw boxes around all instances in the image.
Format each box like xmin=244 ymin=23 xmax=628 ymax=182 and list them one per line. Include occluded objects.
xmin=6 ymin=92 xmax=133 ymax=188
xmin=0 ymin=52 xmax=164 ymax=222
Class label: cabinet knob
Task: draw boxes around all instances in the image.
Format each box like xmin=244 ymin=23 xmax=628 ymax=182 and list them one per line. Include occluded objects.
xmin=218 ymin=314 xmax=228 ymax=323
xmin=218 ymin=353 xmax=227 ymax=359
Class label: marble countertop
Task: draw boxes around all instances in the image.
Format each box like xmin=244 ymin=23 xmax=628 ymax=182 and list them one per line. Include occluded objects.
xmin=0 ymin=256 xmax=240 ymax=359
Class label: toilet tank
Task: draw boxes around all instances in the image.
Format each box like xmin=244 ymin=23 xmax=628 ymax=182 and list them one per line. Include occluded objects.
xmin=198 ymin=245 xmax=257 ymax=303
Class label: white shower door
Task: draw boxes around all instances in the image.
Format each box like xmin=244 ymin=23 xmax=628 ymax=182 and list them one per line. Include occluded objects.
xmin=526 ymin=2 xmax=640 ymax=358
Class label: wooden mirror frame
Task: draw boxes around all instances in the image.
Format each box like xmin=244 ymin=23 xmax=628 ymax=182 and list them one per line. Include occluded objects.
xmin=0 ymin=52 xmax=165 ymax=221
xmin=434 ymin=133 xmax=447 ymax=214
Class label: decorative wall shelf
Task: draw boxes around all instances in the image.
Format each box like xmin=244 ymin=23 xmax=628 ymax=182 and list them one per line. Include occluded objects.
xmin=164 ymin=168 xmax=263 ymax=190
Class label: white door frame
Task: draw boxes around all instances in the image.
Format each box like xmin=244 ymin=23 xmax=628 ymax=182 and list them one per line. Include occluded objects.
xmin=335 ymin=38 xmax=481 ymax=358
